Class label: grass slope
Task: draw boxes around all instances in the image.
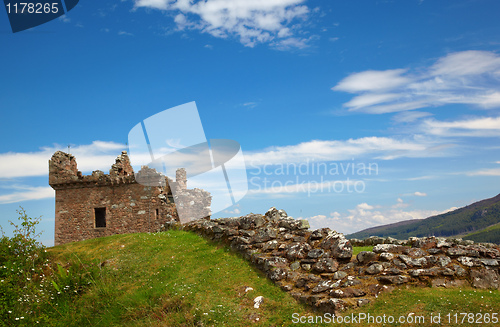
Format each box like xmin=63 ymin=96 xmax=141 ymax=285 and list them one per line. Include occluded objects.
xmin=347 ymin=193 xmax=500 ymax=242
xmin=464 ymin=223 xmax=500 ymax=244
xmin=46 ymin=230 xmax=312 ymax=326
xmin=40 ymin=230 xmax=500 ymax=326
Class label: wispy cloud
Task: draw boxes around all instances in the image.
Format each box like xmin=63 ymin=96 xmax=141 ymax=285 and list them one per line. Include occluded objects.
xmin=467 ymin=168 xmax=500 ymax=176
xmin=333 ymin=51 xmax=500 ymax=114
xmin=0 ymin=186 xmax=54 ymax=204
xmin=392 ymin=111 xmax=432 ymax=123
xmin=245 ymin=136 xmax=453 ymax=166
xmin=59 ymin=15 xmax=71 ymax=23
xmin=133 ymin=0 xmax=311 ymax=48
xmin=421 ymin=116 xmax=500 ymax=137
xmin=118 ymin=30 xmax=134 ymax=36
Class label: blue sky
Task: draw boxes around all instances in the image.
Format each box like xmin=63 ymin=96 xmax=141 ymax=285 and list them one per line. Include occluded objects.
xmin=1 ymin=0 xmax=500 ymax=246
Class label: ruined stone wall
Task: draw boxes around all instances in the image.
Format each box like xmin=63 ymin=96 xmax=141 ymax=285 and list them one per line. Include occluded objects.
xmin=182 ymin=208 xmax=500 ymax=314
xmin=53 ymin=182 xmax=176 ymax=245
xmin=50 ymin=151 xmax=190 ymax=245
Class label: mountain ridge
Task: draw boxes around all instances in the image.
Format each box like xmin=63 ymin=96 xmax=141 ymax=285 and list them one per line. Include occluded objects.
xmin=347 ymin=193 xmax=500 ymax=243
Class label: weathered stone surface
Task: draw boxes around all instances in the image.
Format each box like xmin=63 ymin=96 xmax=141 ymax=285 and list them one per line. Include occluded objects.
xmin=373 ymin=244 xmax=406 ymax=254
xmin=405 ymin=248 xmax=427 ymax=257
xmin=431 ymin=278 xmax=469 ymax=288
xmin=319 ymin=231 xmax=353 ymax=259
xmin=333 ymin=271 xmax=347 ymax=280
xmin=268 ymin=268 xmax=287 ymax=281
xmin=447 ymin=247 xmax=468 ymax=257
xmin=357 ymin=251 xmax=378 ymax=264
xmin=470 ymin=268 xmax=499 ymax=289
xmin=286 ymin=242 xmax=312 ymax=260
xmin=379 ymin=252 xmax=395 ymax=261
xmin=332 ymin=287 xmax=366 ymax=298
xmin=312 ymin=258 xmax=339 ymax=273
xmin=315 ymin=298 xmax=344 ymax=314
xmin=365 ymin=236 xmax=385 ymax=245
xmin=392 ymin=258 xmax=407 ymax=269
xmin=409 ymin=268 xmax=439 ymax=277
xmin=263 ymin=256 xmax=288 ymax=271
xmin=265 ymin=207 xmax=287 ymax=222
xmin=457 ymin=256 xmax=475 ymax=267
xmin=307 ymin=248 xmax=325 ymax=259
xmin=452 ymin=264 xmax=467 ymax=277
xmin=411 ymin=237 xmax=437 ymax=249
xmin=384 ymin=267 xmax=403 ymax=275
xmin=427 ymin=248 xmax=442 ymax=255
xmin=366 ymin=263 xmax=384 ymax=275
xmin=480 ymin=259 xmax=499 ymax=266
xmin=262 ymin=240 xmax=279 ymax=251
xmin=349 ymin=238 xmax=365 ymax=246
xmin=377 ymin=275 xmax=409 ymax=285
xmin=312 ymin=280 xmax=337 ymax=293
xmin=252 ymin=227 xmax=278 ymax=243
xmin=290 ymin=261 xmax=301 ymax=271
xmin=310 ymin=228 xmax=330 ymax=241
xmin=399 ymin=254 xmax=427 ymax=267
xmin=426 ymin=255 xmax=451 ymax=267
xmin=342 ymin=277 xmax=362 ymax=287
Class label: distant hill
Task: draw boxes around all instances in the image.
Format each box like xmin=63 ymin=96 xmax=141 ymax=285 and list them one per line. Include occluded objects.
xmin=347 ymin=193 xmax=500 ymax=243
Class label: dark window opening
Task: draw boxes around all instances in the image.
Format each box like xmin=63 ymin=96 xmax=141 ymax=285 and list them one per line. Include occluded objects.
xmin=155 ymin=208 xmax=159 ymax=219
xmin=95 ymin=207 xmax=106 ymax=228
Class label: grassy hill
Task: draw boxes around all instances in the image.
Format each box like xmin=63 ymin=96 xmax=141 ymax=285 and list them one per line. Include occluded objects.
xmin=44 ymin=230 xmax=313 ymax=326
xmin=8 ymin=230 xmax=491 ymax=326
xmin=463 ymin=222 xmax=500 ymax=243
xmin=348 ymin=193 xmax=500 ymax=243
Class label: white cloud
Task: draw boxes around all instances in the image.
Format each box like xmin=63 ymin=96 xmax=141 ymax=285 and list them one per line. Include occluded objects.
xmin=467 ymin=168 xmax=500 ymax=176
xmin=304 ymin=199 xmax=455 ymax=234
xmin=413 ymin=191 xmax=427 ymax=197
xmin=0 ymin=186 xmax=54 ymax=204
xmin=422 ymin=116 xmax=500 ymax=137
xmin=118 ymin=31 xmax=134 ymax=36
xmin=333 ymin=50 xmax=500 ymax=114
xmin=223 ymin=205 xmax=241 ymax=215
xmin=245 ymin=136 xmax=451 ymax=166
xmin=333 ymin=69 xmax=412 ymax=93
xmin=392 ymin=111 xmax=432 ymax=123
xmin=59 ymin=15 xmax=71 ymax=23
xmin=0 ymin=141 xmax=126 ymax=178
xmin=133 ymin=0 xmax=311 ymax=48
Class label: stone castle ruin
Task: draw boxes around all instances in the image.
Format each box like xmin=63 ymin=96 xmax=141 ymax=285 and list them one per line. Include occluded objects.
xmin=49 ymin=151 xmax=211 ymax=245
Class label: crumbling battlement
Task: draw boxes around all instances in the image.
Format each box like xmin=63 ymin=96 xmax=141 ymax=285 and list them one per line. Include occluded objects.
xmin=49 ymin=151 xmax=211 ymax=245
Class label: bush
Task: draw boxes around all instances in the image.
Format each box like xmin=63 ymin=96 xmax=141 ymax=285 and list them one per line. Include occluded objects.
xmin=0 ymin=208 xmax=50 ymax=325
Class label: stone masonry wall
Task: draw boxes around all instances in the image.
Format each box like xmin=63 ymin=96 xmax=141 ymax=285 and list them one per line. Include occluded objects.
xmin=50 ymin=151 xmax=210 ymax=245
xmin=182 ymin=208 xmax=500 ymax=314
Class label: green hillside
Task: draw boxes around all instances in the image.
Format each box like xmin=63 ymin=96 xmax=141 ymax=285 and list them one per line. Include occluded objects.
xmin=2 ymin=227 xmax=499 ymax=326
xmin=42 ymin=231 xmax=314 ymax=326
xmin=348 ymin=193 xmax=500 ymax=242
xmin=463 ymin=223 xmax=500 ymax=243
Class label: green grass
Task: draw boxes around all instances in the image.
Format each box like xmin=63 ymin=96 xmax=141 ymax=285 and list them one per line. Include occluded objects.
xmin=16 ymin=231 xmax=497 ymax=326
xmin=46 ymin=231 xmax=316 ymax=326
xmin=337 ymin=286 xmax=500 ymax=326
xmin=352 ymin=246 xmax=373 ymax=256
